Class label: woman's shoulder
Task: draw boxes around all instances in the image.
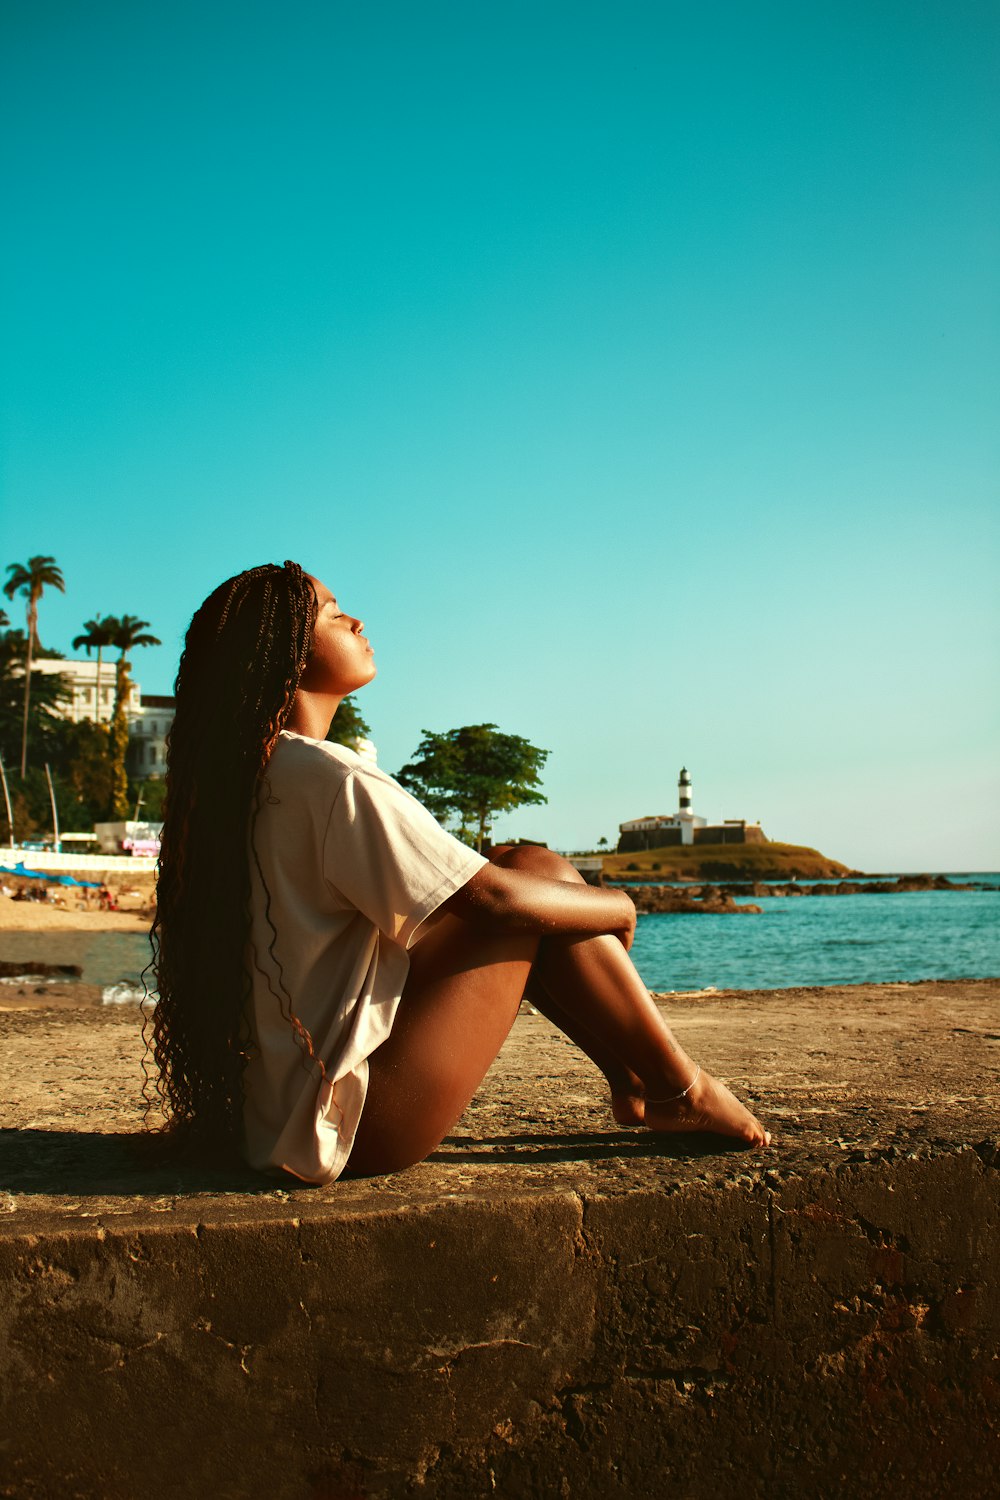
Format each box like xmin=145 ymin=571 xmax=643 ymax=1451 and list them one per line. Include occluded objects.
xmin=262 ymin=734 xmax=371 ymax=824
xmin=274 ymin=729 xmax=363 ymax=775
xmin=273 ymin=730 xmax=401 ymax=790
xmin=272 ymin=731 xmax=415 ymax=813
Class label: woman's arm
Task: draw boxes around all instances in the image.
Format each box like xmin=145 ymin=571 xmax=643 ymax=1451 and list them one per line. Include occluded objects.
xmin=441 ymin=863 xmax=637 ymax=950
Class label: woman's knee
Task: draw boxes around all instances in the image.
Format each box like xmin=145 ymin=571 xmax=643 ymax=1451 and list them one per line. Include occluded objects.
xmin=490 ymin=843 xmax=585 ymax=884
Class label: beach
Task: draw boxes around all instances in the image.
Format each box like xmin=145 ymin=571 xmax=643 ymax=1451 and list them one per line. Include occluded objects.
xmin=0 ymin=878 xmax=154 ymax=934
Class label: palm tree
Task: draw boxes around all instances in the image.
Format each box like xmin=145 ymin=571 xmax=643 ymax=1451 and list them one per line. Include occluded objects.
xmin=3 ymin=556 xmax=65 ymax=775
xmin=72 ymin=614 xmax=118 ymax=726
xmin=107 ymin=614 xmax=161 ymax=819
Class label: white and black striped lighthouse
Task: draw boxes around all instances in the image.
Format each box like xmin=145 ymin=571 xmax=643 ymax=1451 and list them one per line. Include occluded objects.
xmin=678 ymin=767 xmax=692 ymax=814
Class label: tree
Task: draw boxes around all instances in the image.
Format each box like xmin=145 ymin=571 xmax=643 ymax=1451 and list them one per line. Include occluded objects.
xmin=72 ymin=614 xmax=118 ymax=725
xmin=107 ymin=615 xmax=161 ymax=819
xmin=0 ymin=627 xmax=71 ymax=767
xmin=0 ymin=628 xmax=73 ymax=836
xmin=46 ymin=717 xmax=114 ymax=831
xmin=397 ymin=723 xmax=549 ymax=851
xmin=131 ymin=775 xmax=167 ymax=821
xmin=325 ymin=694 xmax=372 ymax=750
xmin=3 ymin=555 xmax=65 ymax=775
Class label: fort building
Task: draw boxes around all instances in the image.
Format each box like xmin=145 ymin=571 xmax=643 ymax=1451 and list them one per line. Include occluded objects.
xmin=618 ymin=767 xmax=767 ymax=853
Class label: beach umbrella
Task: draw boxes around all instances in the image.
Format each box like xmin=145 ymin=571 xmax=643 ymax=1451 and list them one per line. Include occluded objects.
xmin=0 ymin=861 xmax=101 ymax=888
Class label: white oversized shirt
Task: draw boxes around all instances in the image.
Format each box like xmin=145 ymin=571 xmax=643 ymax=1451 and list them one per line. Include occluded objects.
xmin=242 ymin=730 xmax=486 ymax=1184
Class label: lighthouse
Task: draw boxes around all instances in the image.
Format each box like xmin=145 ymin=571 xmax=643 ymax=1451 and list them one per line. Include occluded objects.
xmin=617 ymin=763 xmax=764 ymax=852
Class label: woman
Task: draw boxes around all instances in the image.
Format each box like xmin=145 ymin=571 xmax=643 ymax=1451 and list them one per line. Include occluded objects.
xmin=150 ymin=561 xmax=768 ymax=1182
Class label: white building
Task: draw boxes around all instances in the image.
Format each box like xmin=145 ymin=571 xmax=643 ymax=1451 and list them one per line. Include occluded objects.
xmin=30 ymin=658 xmax=375 ymax=783
xmin=30 ymin=658 xmax=173 ymax=777
xmin=127 ymin=694 xmax=173 ymax=777
xmin=619 ymin=767 xmax=709 ymax=846
xmin=30 ymin=658 xmax=139 ymax=725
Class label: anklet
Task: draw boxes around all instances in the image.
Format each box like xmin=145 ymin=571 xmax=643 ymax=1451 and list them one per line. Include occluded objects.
xmin=646 ymin=1066 xmax=701 ymax=1105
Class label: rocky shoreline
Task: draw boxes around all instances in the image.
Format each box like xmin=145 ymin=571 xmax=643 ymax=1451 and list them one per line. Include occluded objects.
xmin=625 ymin=872 xmax=984 ymax=914
xmin=627 ymin=886 xmax=763 ymax=914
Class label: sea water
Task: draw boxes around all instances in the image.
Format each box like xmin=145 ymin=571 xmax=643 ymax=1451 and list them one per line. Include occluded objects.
xmin=629 ymin=876 xmax=1000 ymax=991
xmin=0 ymin=878 xmax=997 ymax=1000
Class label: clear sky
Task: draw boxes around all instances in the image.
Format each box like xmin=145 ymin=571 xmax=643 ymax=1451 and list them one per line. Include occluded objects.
xmin=2 ymin=1 xmax=998 ymax=870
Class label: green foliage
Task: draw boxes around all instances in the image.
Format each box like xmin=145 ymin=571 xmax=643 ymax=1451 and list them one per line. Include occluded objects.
xmin=3 ymin=556 xmax=65 ymax=649
xmin=50 ymin=718 xmax=113 ymax=828
xmin=72 ymin=615 xmax=117 ymax=716
xmin=325 ymin=695 xmax=372 ymax=749
xmin=132 ymin=776 xmax=167 ymax=821
xmin=3 ymin=555 xmax=66 ymax=774
xmin=72 ymin=614 xmax=117 ymax=659
xmin=397 ymin=723 xmax=549 ymax=852
xmin=106 ymin=615 xmax=161 ymax=820
xmin=108 ymin=698 xmax=131 ymax=819
xmin=0 ymin=591 xmax=167 ymax=832
xmin=0 ymin=697 xmax=112 ymax=838
xmin=0 ymin=630 xmax=72 ymax=768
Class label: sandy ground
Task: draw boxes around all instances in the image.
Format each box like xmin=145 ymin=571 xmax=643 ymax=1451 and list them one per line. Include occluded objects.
xmin=0 ymin=870 xmax=155 ymax=933
xmin=0 ymin=978 xmax=997 ymax=1224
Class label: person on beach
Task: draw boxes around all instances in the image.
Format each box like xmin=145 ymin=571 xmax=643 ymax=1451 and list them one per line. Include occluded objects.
xmin=149 ymin=561 xmax=768 ymax=1182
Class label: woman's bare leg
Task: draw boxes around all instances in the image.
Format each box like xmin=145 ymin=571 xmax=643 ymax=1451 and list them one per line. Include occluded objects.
xmin=346 ymin=911 xmax=538 ymax=1174
xmin=524 ymin=969 xmax=648 ymax=1125
xmin=496 ymin=847 xmax=768 ymax=1146
xmin=348 ymin=847 xmax=768 ymax=1176
xmin=493 ymin=848 xmax=651 ymax=1124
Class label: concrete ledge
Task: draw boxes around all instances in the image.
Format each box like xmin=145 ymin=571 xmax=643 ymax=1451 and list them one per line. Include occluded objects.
xmin=2 ymin=980 xmax=998 ymax=1497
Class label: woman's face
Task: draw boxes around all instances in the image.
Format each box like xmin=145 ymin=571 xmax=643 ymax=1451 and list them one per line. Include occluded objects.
xmin=297 ymin=576 xmax=377 ymax=698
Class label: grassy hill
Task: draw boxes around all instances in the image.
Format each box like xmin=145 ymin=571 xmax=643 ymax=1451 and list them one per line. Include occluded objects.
xmin=603 ymin=841 xmax=853 ymax=882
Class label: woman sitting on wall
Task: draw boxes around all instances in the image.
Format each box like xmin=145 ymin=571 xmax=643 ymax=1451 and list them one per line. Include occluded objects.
xmin=149 ymin=562 xmax=768 ymax=1182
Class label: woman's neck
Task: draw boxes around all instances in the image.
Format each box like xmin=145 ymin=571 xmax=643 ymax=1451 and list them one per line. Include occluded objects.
xmin=283 ymin=689 xmax=342 ymax=741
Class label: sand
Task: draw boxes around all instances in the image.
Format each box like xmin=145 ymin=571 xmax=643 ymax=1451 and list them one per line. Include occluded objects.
xmin=0 ymin=897 xmax=151 ymax=933
xmin=0 ymin=868 xmax=155 ymax=933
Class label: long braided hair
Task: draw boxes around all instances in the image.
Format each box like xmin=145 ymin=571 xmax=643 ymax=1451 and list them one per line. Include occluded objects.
xmin=145 ymin=561 xmax=318 ymax=1149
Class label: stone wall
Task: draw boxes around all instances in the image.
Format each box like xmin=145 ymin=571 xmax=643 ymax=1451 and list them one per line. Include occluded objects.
xmin=617 ymin=826 xmax=683 ymax=853
xmin=2 ymin=981 xmax=998 ymax=1498
xmin=694 ymin=822 xmax=768 ymax=845
xmin=1 ymin=1151 xmax=997 ymax=1498
xmin=618 ymin=825 xmax=768 ymax=853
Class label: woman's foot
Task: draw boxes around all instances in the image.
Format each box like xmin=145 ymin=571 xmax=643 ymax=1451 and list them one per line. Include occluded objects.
xmin=644 ymin=1069 xmax=770 ymax=1147
xmin=606 ymin=1062 xmax=649 ymax=1126
xmin=611 ymin=1090 xmax=647 ymax=1126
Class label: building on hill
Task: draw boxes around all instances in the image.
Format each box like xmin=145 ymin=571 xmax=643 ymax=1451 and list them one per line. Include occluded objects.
xmin=127 ymin=694 xmax=174 ymax=778
xmin=618 ymin=767 xmax=767 ymax=853
xmin=29 ymin=658 xmax=173 ymax=778
xmin=31 ymin=657 xmax=139 ymax=725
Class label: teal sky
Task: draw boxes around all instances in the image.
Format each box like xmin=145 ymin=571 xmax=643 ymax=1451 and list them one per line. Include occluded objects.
xmin=2 ymin=1 xmax=998 ymax=870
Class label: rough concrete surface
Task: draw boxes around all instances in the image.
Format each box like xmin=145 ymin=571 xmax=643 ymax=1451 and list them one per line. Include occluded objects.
xmin=1 ymin=979 xmax=998 ymax=1498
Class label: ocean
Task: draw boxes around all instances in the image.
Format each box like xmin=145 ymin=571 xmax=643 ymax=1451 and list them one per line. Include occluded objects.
xmin=628 ymin=873 xmax=1000 ymax=991
xmin=0 ymin=875 xmax=997 ymax=1001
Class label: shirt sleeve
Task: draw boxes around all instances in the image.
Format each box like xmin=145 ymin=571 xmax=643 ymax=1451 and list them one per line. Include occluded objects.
xmin=321 ymin=766 xmax=488 ymax=948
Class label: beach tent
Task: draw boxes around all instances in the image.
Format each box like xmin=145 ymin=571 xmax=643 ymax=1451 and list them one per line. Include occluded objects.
xmin=0 ymin=862 xmax=102 ymax=888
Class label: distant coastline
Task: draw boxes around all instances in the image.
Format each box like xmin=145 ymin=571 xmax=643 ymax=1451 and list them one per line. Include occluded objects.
xmin=622 ymin=872 xmax=985 ymax=915
xmin=602 ymin=839 xmax=850 ymax=883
